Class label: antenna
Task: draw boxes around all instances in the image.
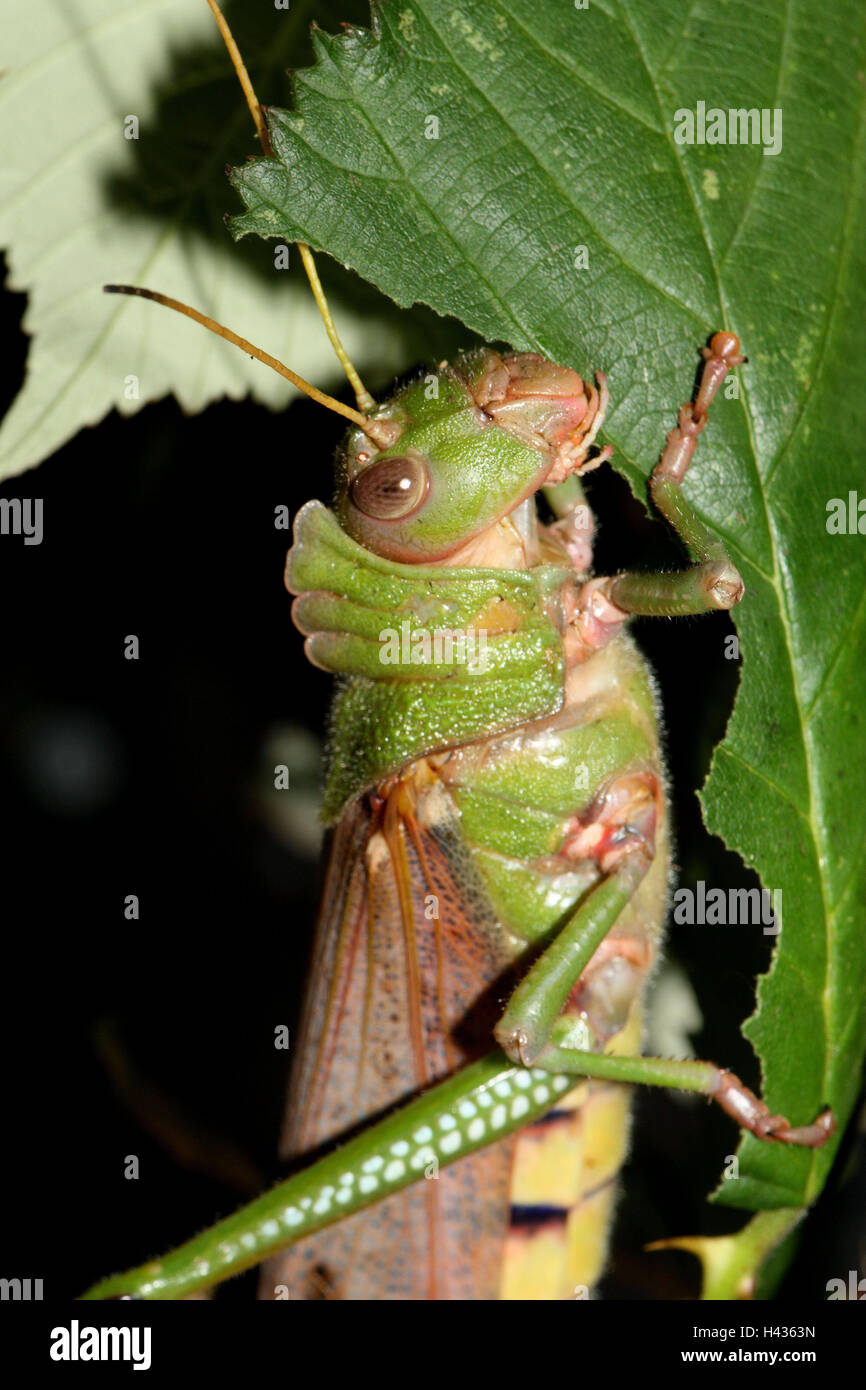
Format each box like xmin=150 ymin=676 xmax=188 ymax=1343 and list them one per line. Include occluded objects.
xmin=204 ymin=0 xmax=376 ymax=414
xmin=103 ymin=285 xmax=394 ymax=444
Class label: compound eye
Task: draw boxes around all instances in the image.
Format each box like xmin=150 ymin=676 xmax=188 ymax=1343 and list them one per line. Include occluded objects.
xmin=349 ymin=455 xmax=428 ymax=520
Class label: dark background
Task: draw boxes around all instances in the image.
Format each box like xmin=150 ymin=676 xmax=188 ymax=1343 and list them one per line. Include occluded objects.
xmin=1 ymin=0 xmax=863 ymax=1304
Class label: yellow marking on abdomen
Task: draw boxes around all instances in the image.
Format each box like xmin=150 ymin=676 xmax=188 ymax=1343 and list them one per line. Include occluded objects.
xmin=500 ymin=1013 xmax=642 ymax=1300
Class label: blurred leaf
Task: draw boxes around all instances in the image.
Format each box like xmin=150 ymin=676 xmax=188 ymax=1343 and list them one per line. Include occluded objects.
xmin=0 ymin=0 xmax=421 ymax=484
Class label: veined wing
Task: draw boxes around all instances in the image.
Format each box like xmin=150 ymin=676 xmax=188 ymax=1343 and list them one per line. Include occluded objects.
xmin=259 ymin=773 xmax=517 ymax=1300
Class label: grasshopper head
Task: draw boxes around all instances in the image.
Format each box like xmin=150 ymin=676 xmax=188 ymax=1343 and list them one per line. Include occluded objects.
xmin=335 ymin=349 xmax=609 ymax=563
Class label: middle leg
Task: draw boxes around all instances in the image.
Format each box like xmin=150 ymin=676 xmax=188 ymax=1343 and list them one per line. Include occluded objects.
xmin=495 ymin=767 xmax=660 ymax=1066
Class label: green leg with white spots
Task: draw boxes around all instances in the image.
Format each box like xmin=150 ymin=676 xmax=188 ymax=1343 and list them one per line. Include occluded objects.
xmin=80 ymin=1053 xmax=578 ymax=1300
xmin=80 ymin=1039 xmax=832 ymax=1299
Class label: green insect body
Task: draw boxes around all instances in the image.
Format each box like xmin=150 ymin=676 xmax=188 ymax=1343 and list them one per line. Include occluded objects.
xmin=261 ymin=347 xmax=672 ymax=1297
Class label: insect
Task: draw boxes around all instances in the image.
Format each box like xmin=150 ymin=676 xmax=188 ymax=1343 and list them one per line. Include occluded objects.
xmin=82 ymin=3 xmax=833 ymax=1302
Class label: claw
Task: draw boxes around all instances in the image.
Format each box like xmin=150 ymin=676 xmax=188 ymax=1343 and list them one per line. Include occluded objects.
xmin=714 ymin=1069 xmax=834 ymax=1149
xmin=695 ymin=331 xmax=745 ymax=418
xmin=767 ymin=1108 xmax=835 ymax=1148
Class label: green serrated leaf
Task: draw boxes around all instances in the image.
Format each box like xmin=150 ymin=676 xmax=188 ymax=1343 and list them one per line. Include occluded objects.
xmin=229 ymin=0 xmax=866 ymax=1219
xmin=0 ymin=0 xmax=417 ymax=484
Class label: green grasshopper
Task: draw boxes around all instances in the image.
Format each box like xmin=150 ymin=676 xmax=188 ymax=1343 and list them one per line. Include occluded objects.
xmin=82 ymin=2 xmax=832 ymax=1302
